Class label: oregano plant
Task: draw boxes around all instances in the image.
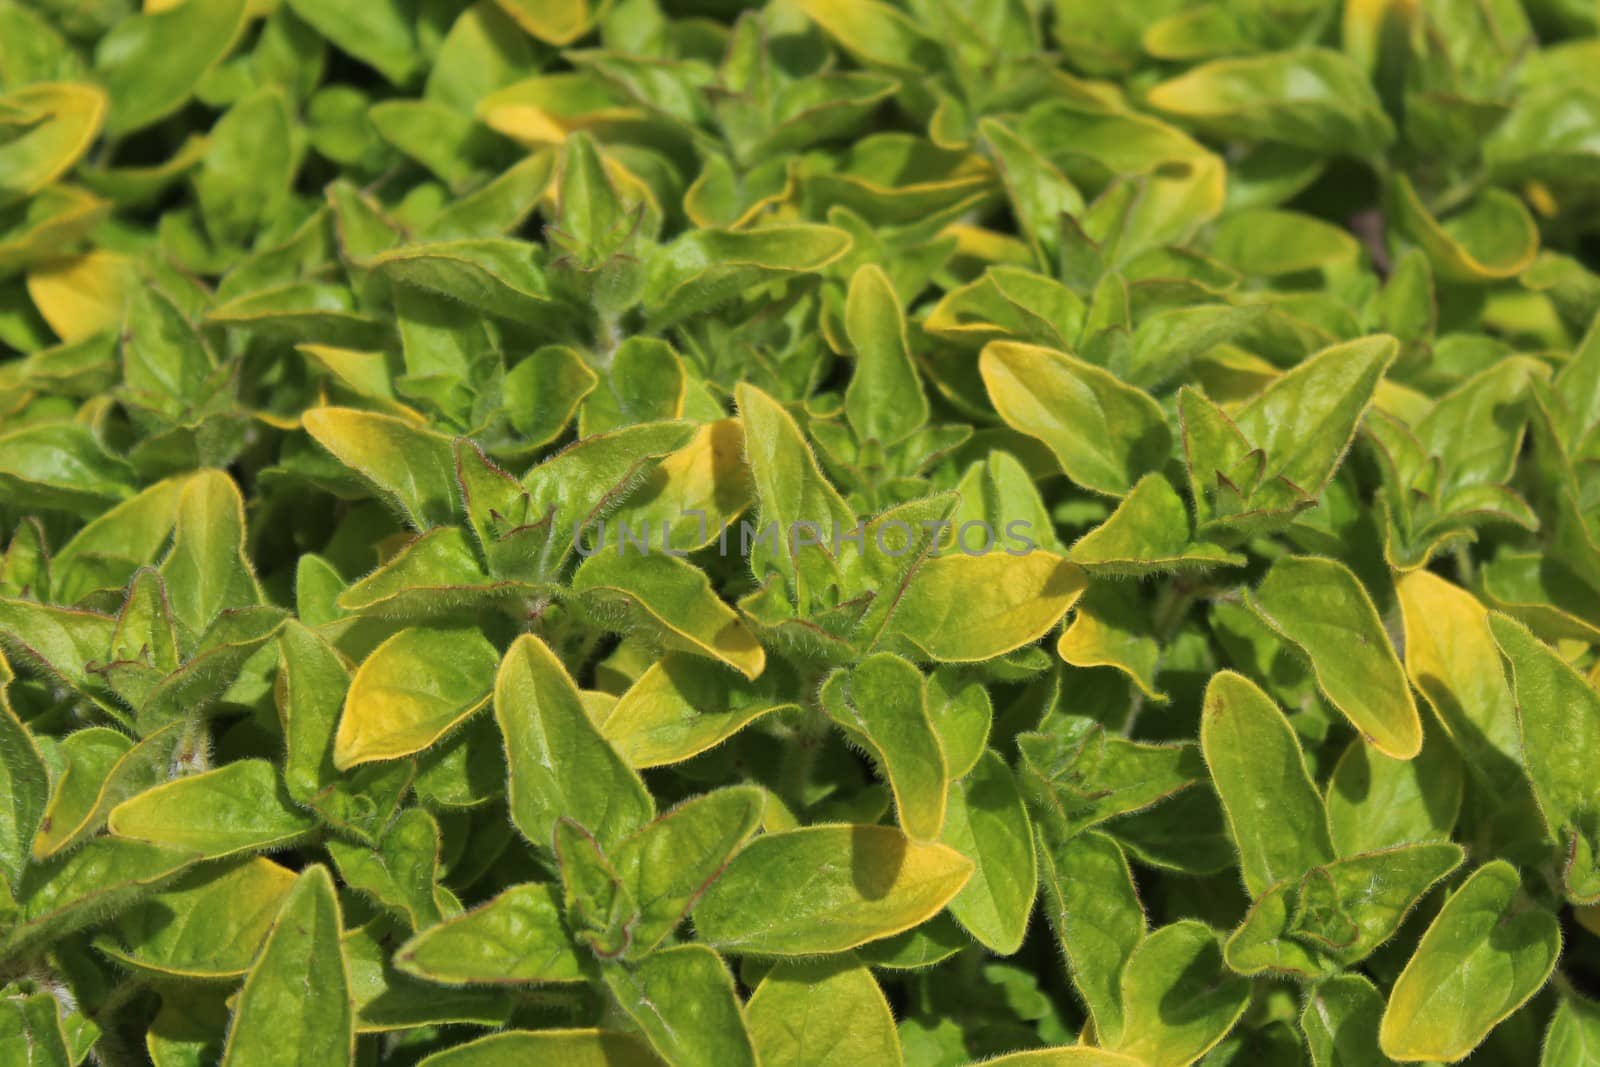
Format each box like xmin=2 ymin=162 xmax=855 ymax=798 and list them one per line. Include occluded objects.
xmin=1 ymin=0 xmax=1600 ymax=1064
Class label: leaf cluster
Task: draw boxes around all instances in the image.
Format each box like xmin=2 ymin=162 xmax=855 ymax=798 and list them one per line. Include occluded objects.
xmin=3 ymin=0 xmax=1600 ymax=1065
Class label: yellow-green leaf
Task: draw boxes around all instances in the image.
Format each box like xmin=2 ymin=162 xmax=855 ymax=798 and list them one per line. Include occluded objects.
xmin=572 ymin=552 xmax=765 ymax=681
xmin=333 ymin=627 xmax=498 ymax=769
xmin=1201 ymin=671 xmax=1335 ymax=898
xmin=396 ymin=883 xmax=585 ymax=985
xmin=495 ymin=634 xmax=654 ymax=852
xmin=693 ymin=824 xmax=973 ymax=956
xmin=820 ymin=654 xmax=948 ymax=842
xmin=1395 ymin=570 xmax=1527 ymax=795
xmin=107 ymin=759 xmax=315 ymax=859
xmin=746 ymin=961 xmax=903 ymax=1067
xmin=1379 ymin=860 xmax=1561 ymax=1062
xmin=603 ymin=655 xmax=799 ymax=769
xmin=0 ymin=82 xmax=106 ymax=202
xmin=415 ymin=1029 xmax=661 ymax=1067
xmin=980 ymin=340 xmax=1171 ymax=497
xmin=220 ymin=865 xmax=354 ymax=1067
xmin=1249 ymin=555 xmax=1422 ymax=759
xmin=887 ymin=551 xmax=1086 ymax=663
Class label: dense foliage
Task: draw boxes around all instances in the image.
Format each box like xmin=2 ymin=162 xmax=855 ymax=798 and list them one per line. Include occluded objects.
xmin=4 ymin=0 xmax=1600 ymax=1063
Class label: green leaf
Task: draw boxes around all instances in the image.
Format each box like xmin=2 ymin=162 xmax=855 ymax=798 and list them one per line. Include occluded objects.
xmin=603 ymin=655 xmax=799 ymax=769
xmin=794 ymin=0 xmax=942 ymax=72
xmin=603 ymin=944 xmax=759 ymax=1067
xmin=100 ymin=569 xmax=181 ymax=712
xmin=554 ymin=818 xmax=635 ymax=958
xmin=926 ymin=268 xmax=1085 ymax=353
xmin=343 ymin=918 xmax=514 ymax=1034
xmin=1070 ymin=474 xmax=1246 ymax=577
xmin=146 ymin=989 xmax=229 ymax=1066
xmin=336 ymin=526 xmax=518 ymax=619
xmin=604 ymin=422 xmax=753 ymax=560
xmin=387 ymin=285 xmax=493 ymax=421
xmin=1037 ymin=830 xmax=1144 ymax=1046
xmin=1148 ymin=48 xmax=1395 ymax=156
xmin=979 ymin=1052 xmax=1143 ymax=1067
xmin=517 ymin=420 xmax=698 ymax=581
xmin=158 ymin=470 xmax=264 ymax=642
xmin=1325 ymin=731 xmax=1462 ymax=856
xmin=98 ymin=856 xmax=298 ymax=979
xmin=1390 ymin=175 xmax=1540 ymax=284
xmin=979 ymin=340 xmax=1171 ymax=497
xmin=0 ymin=185 xmax=107 ymax=274
xmin=94 ymin=0 xmax=248 ymax=135
xmin=950 ymin=449 xmax=1067 ymax=557
xmin=645 ymin=225 xmax=852 ymax=328
xmin=0 ymin=653 xmax=47 ymax=892
xmin=1543 ymin=995 xmax=1600 ymax=1067
xmin=1301 ymin=974 xmax=1387 ymax=1067
xmin=425 ymin=2 xmax=539 ymax=114
xmin=414 ymin=1029 xmax=661 ymax=1067
xmin=333 ymin=626 xmax=498 ymax=769
xmin=196 ymin=88 xmax=295 ymax=249
xmin=613 ymin=786 xmax=765 ymax=956
xmin=493 ymin=0 xmax=598 ymax=46
xmin=1416 ymin=356 xmax=1542 ymax=491
xmin=1200 ymin=671 xmax=1335 ymax=898
xmin=0 ymin=989 xmax=73 ymax=1066
xmin=1378 ymin=860 xmax=1561 ymax=1062
xmin=887 ymin=551 xmax=1086 ymax=663
xmin=1224 ymin=843 xmax=1463 ymax=978
xmin=372 ymin=239 xmax=553 ymax=325
xmin=1020 ymin=718 xmax=1207 ymax=840
xmin=210 ymin=289 xmax=391 ymax=365
xmin=578 ymin=338 xmax=686 ymax=437
xmin=396 ymin=883 xmax=585 ymax=985
xmin=1209 ymin=210 xmax=1360 ymax=277
xmin=1491 ymin=612 xmax=1600 ymax=903
xmin=925 ymin=666 xmax=993 ymax=779
xmin=327 ymin=807 xmax=445 ymax=931
xmin=736 ymin=382 xmax=854 ymax=610
xmin=746 ymin=961 xmax=904 ymax=1067
xmin=844 ymin=264 xmax=928 ymax=446
xmin=939 ymin=749 xmax=1036 ymax=955
xmin=495 ymin=634 xmax=654 ymax=853
xmin=220 ymin=865 xmax=354 ymax=1067
xmin=1108 ymin=920 xmax=1251 ymax=1067
xmin=1 ymin=836 xmax=196 ymax=959
xmin=0 ymin=82 xmax=106 ymax=203
xmin=138 ymin=605 xmax=288 ymax=732
xmin=0 ymin=421 xmax=134 ymax=515
xmin=275 ymin=620 xmax=409 ymax=842
xmin=850 ymin=913 xmax=968 ymax=970
xmin=693 ymin=824 xmax=973 ymax=956
xmin=1233 ymin=335 xmax=1396 ymax=501
xmin=0 ymin=597 xmax=116 ymax=698
xmin=284 ymin=0 xmax=417 ymax=85
xmin=500 ymin=346 xmax=599 ymax=447
xmin=107 ymin=759 xmax=316 ymax=859
xmin=820 ymin=654 xmax=949 ymax=842
xmin=32 ymin=726 xmax=131 ymax=859
xmin=572 ymin=552 xmax=765 ymax=681
xmin=303 ymin=407 xmax=462 ymax=530
xmin=1249 ymin=555 xmax=1422 ymax=759
xmin=1543 ymin=311 xmax=1600 ymax=460
xmin=1116 ymin=303 xmax=1269 ymax=392
xmin=979 ymin=117 xmax=1085 ymax=269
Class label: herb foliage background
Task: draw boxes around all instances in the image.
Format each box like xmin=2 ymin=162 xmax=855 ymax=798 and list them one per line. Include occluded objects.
xmin=3 ymin=0 xmax=1600 ymax=1064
